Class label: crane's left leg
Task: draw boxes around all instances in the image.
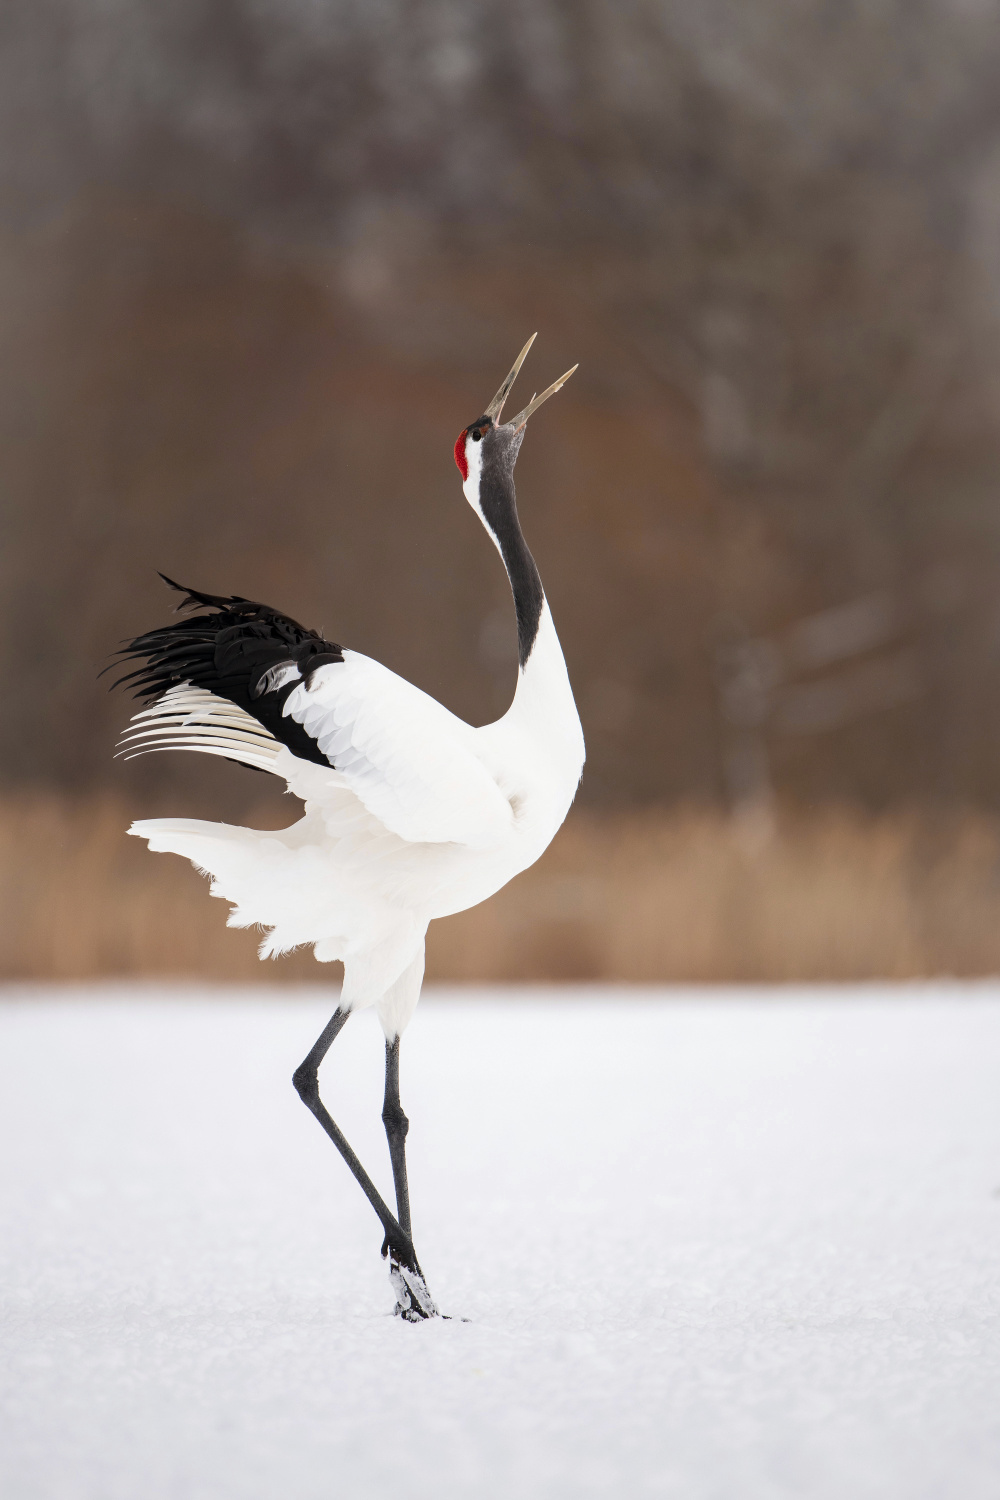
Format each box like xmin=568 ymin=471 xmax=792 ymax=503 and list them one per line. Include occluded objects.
xmin=383 ymin=1035 xmax=411 ymax=1235
xmin=375 ymin=944 xmax=437 ymax=1321
xmin=381 ymin=1033 xmax=437 ymax=1319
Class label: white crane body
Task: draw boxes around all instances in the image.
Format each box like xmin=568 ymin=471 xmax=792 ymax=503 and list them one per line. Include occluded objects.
xmin=128 ymin=601 xmax=582 ymax=1035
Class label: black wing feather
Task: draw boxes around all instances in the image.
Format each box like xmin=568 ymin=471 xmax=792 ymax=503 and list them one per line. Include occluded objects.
xmin=109 ymin=575 xmax=344 ymax=769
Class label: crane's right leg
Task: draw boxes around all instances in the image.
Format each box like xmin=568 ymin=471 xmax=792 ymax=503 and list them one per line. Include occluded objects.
xmin=292 ymin=1007 xmax=433 ymax=1312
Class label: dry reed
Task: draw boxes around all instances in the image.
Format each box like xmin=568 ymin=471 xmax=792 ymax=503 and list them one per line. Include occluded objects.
xmin=3 ymin=792 xmax=1000 ymax=983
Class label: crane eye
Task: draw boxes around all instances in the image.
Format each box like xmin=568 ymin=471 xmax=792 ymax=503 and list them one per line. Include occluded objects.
xmin=471 ymin=428 xmax=482 ymax=442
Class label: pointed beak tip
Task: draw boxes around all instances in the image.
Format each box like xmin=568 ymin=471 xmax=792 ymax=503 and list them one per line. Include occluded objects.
xmin=509 ymin=361 xmax=579 ymax=431
xmin=484 ymin=334 xmax=540 ymax=422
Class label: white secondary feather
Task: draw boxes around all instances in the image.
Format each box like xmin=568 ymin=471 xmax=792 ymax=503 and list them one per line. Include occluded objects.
xmin=282 ymin=650 xmax=514 ymax=848
xmin=117 ymin=686 xmax=282 ymax=774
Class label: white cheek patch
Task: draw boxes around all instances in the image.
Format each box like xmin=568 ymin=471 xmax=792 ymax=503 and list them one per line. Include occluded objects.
xmin=461 ymin=433 xmax=485 ymax=517
xmin=461 ymin=435 xmax=504 ymax=558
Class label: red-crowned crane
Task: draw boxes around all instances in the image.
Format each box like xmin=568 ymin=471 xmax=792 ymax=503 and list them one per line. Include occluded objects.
xmin=112 ymin=337 xmax=584 ymax=1320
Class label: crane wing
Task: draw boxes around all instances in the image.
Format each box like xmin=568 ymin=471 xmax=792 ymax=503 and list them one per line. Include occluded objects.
xmin=112 ymin=578 xmax=514 ymax=849
xmin=281 ymin=651 xmax=514 ymax=848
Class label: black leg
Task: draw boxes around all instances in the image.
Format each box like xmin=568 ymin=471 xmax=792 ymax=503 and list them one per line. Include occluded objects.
xmin=382 ymin=1036 xmax=412 ymax=1238
xmin=292 ymin=1008 xmax=416 ymax=1269
xmin=292 ymin=1008 xmax=437 ymax=1320
xmin=380 ymin=1031 xmax=437 ymax=1320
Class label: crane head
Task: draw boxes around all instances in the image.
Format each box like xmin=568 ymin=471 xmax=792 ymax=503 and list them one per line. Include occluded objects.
xmin=453 ymin=335 xmax=577 ymax=489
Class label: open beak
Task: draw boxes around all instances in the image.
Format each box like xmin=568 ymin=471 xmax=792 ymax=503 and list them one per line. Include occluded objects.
xmin=483 ymin=335 xmax=578 ymax=430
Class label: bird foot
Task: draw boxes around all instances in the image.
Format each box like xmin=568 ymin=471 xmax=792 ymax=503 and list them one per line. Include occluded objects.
xmin=389 ymin=1259 xmax=439 ymax=1321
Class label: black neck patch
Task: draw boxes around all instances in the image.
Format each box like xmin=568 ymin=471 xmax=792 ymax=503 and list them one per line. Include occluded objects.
xmin=477 ymin=426 xmax=544 ymax=667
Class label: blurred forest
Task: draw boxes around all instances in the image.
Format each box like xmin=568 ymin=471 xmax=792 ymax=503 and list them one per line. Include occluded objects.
xmin=5 ymin=0 xmax=1000 ymax=978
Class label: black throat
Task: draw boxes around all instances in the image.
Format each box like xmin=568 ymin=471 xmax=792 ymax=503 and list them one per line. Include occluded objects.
xmin=477 ymin=427 xmax=544 ymax=667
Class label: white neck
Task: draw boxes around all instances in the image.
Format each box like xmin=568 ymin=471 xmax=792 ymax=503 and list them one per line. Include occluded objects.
xmin=499 ymin=599 xmax=585 ymax=835
xmin=510 ymin=599 xmax=574 ymax=716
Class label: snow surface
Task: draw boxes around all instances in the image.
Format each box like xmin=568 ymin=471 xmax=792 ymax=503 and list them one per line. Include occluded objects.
xmin=1 ymin=984 xmax=999 ymax=1500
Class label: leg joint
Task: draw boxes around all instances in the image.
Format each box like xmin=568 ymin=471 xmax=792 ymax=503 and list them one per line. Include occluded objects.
xmin=381 ymin=1100 xmax=409 ymax=1137
xmin=292 ymin=1061 xmax=319 ymax=1107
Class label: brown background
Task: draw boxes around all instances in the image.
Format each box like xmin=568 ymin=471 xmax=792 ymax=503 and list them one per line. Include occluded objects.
xmin=5 ymin=1 xmax=1000 ymax=980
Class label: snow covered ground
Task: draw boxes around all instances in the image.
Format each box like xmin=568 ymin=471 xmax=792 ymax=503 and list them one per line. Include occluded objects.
xmin=1 ymin=985 xmax=999 ymax=1500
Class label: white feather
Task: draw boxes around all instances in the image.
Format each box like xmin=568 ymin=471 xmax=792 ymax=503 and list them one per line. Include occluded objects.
xmin=282 ymin=650 xmax=515 ymax=848
xmin=117 ymin=686 xmax=281 ymax=773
